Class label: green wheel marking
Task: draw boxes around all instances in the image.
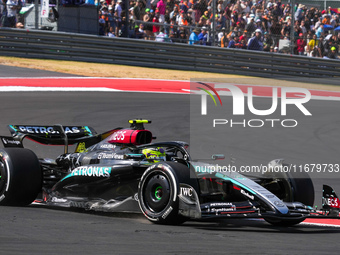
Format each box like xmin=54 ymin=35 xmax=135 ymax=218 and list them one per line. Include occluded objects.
xmin=154 ymin=186 xmax=163 ymax=200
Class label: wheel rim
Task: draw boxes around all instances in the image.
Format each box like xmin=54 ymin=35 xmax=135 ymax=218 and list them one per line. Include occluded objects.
xmin=143 ymin=173 xmax=171 ymax=213
xmin=154 ymin=186 xmax=163 ymax=200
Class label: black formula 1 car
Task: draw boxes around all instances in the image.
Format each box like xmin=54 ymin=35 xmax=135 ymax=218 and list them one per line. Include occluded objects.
xmin=0 ymin=120 xmax=339 ymax=225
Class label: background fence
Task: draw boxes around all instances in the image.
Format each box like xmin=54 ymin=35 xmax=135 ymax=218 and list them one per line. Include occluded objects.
xmin=0 ymin=28 xmax=339 ymax=80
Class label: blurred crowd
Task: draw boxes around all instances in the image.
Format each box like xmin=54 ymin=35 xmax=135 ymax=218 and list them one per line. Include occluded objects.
xmin=1 ymin=0 xmax=339 ymax=59
xmin=97 ymin=0 xmax=340 ymax=59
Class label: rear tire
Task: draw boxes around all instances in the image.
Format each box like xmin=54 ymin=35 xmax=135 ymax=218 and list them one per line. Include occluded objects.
xmin=138 ymin=162 xmax=198 ymax=225
xmin=0 ymin=148 xmax=42 ymax=206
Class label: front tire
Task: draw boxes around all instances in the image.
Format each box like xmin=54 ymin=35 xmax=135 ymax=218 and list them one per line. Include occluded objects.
xmin=138 ymin=162 xmax=198 ymax=225
xmin=0 ymin=148 xmax=42 ymax=206
xmin=262 ymin=163 xmax=314 ymax=226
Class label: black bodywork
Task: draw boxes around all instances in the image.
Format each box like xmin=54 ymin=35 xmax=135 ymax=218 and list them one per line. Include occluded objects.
xmin=0 ymin=120 xmax=339 ymax=225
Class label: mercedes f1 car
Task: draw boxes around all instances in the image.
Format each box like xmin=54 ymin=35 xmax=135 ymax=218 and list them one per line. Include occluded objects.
xmin=0 ymin=120 xmax=339 ymax=225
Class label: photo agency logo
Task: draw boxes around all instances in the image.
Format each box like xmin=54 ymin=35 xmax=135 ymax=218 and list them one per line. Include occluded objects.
xmin=196 ymin=82 xmax=312 ymax=128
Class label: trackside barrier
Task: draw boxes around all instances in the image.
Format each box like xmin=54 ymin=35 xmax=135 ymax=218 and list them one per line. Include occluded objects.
xmin=0 ymin=28 xmax=339 ymax=79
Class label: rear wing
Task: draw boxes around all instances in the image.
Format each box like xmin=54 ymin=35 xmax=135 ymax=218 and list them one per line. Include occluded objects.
xmin=1 ymin=125 xmax=118 ymax=153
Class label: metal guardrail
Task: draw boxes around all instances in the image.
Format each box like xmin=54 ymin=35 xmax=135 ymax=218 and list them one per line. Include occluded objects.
xmin=0 ymin=28 xmax=339 ymax=79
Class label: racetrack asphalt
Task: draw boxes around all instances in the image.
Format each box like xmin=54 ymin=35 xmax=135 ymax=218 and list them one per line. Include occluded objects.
xmin=0 ymin=65 xmax=340 ymax=255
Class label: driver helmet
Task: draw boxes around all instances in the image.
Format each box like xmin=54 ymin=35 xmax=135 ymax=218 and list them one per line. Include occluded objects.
xmin=142 ymin=147 xmax=166 ymax=162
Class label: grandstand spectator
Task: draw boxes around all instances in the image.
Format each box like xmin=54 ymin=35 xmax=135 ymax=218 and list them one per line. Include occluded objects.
xmin=156 ymin=0 xmax=166 ymax=23
xmin=247 ymin=28 xmax=263 ymax=51
xmin=133 ymin=0 xmax=145 ymax=21
xmin=322 ymin=14 xmax=331 ymax=25
xmin=187 ymin=8 xmax=195 ymax=24
xmin=107 ymin=26 xmax=116 ymax=37
xmin=316 ymin=24 xmax=324 ymax=38
xmin=295 ymin=4 xmax=305 ymax=22
xmin=152 ymin=9 xmax=160 ymax=36
xmin=227 ymin=33 xmax=236 ymax=48
xmin=219 ymin=28 xmax=228 ymax=47
xmin=198 ymin=10 xmax=209 ymax=27
xmin=155 ymin=27 xmax=170 ymax=42
xmin=328 ymin=46 xmax=338 ymax=59
xmin=4 ymin=0 xmax=22 ymax=28
xmin=107 ymin=6 xmax=116 ymax=32
xmin=189 ymin=28 xmax=200 ymax=45
xmin=178 ymin=10 xmax=188 ymax=26
xmin=254 ymin=19 xmax=263 ymax=32
xmin=174 ymin=30 xmax=188 ymax=44
xmin=316 ymin=35 xmax=327 ymax=58
xmin=239 ymin=30 xmax=247 ymax=43
xmin=180 ymin=0 xmax=189 ymax=14
xmin=283 ymin=4 xmax=291 ymax=17
xmin=300 ymin=20 xmax=307 ymax=35
xmin=296 ymin=33 xmax=306 ymax=56
xmin=325 ymin=36 xmax=337 ymax=55
xmin=330 ymin=14 xmax=338 ymax=27
xmin=245 ymin=17 xmax=256 ymax=35
xmin=198 ymin=26 xmax=210 ymax=46
xmin=99 ymin=15 xmax=106 ymax=36
xmin=135 ymin=23 xmax=146 ymax=39
xmin=236 ymin=38 xmax=247 ymax=49
xmin=263 ymin=32 xmax=274 ymax=52
xmin=170 ymin=6 xmax=179 ymax=20
xmin=115 ymin=0 xmax=123 ymax=36
xmin=236 ymin=12 xmax=246 ymax=29
xmin=281 ymin=21 xmax=290 ymax=38
xmin=314 ymin=17 xmax=322 ymax=31
xmin=307 ymin=34 xmax=318 ymax=57
xmin=143 ymin=8 xmax=154 ymax=40
xmin=223 ymin=2 xmax=232 ymax=31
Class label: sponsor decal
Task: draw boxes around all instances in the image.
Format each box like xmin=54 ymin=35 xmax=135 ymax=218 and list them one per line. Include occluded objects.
xmin=99 ymin=144 xmax=116 ymax=149
xmin=205 ymin=203 xmax=236 ymax=213
xmin=323 ymin=197 xmax=339 ymax=208
xmin=241 ymin=189 xmax=255 ymax=200
xmin=211 ymin=207 xmax=236 ymax=213
xmin=274 ymin=201 xmax=285 ymax=207
xmin=162 ymin=206 xmax=173 ymax=219
xmin=76 ymin=142 xmax=87 ymax=153
xmin=209 ymin=202 xmax=233 ymax=207
xmin=1 ymin=138 xmax=21 ymax=145
xmin=180 ymin=187 xmax=193 ymax=197
xmin=63 ymin=166 xmax=111 ymax=180
xmin=51 ymin=197 xmax=68 ymax=203
xmin=157 ymin=164 xmax=171 ymax=172
xmin=97 ymin=152 xmax=124 ymax=160
xmin=16 ymin=126 xmax=82 ymax=134
xmin=111 ymin=130 xmax=127 ymax=141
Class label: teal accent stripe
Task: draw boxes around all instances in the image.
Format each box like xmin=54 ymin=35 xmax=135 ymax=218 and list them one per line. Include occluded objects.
xmin=9 ymin=125 xmax=17 ymax=132
xmin=215 ymin=172 xmax=256 ymax=195
xmin=84 ymin=126 xmax=93 ymax=135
